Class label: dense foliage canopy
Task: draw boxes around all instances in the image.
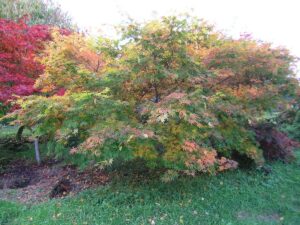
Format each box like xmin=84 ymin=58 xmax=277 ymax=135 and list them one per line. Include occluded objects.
xmin=9 ymin=16 xmax=300 ymax=179
xmin=0 ymin=0 xmax=72 ymax=28
xmin=0 ymin=18 xmax=51 ymax=111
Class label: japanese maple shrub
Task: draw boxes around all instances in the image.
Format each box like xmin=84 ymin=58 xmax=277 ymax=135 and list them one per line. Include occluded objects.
xmin=12 ymin=16 xmax=300 ymax=179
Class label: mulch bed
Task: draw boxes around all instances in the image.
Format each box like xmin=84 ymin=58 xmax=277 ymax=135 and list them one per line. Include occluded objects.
xmin=0 ymin=159 xmax=109 ymax=204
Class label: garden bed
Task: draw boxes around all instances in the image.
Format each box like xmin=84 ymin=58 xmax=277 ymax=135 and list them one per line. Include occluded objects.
xmin=0 ymin=159 xmax=109 ymax=204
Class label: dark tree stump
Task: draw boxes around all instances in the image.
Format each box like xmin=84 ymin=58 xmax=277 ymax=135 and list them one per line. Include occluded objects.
xmin=50 ymin=179 xmax=72 ymax=198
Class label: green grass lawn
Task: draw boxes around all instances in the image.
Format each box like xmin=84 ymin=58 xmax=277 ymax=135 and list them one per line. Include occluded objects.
xmin=0 ymin=126 xmax=31 ymax=140
xmin=1 ymin=151 xmax=300 ymax=225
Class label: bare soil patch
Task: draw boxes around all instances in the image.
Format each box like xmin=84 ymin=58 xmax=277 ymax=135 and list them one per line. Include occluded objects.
xmin=0 ymin=159 xmax=109 ymax=204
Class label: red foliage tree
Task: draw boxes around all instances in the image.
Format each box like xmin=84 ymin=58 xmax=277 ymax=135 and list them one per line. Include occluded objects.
xmin=0 ymin=17 xmax=51 ymax=105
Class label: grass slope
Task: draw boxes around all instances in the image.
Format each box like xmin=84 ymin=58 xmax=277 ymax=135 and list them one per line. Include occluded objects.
xmin=1 ymin=152 xmax=300 ymax=225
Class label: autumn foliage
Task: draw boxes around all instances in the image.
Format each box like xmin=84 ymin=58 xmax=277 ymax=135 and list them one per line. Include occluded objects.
xmin=0 ymin=18 xmax=50 ymax=104
xmin=8 ymin=16 xmax=300 ymax=179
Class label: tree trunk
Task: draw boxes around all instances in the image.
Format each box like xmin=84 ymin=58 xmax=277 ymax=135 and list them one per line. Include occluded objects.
xmin=153 ymin=83 xmax=159 ymax=103
xmin=34 ymin=138 xmax=41 ymax=165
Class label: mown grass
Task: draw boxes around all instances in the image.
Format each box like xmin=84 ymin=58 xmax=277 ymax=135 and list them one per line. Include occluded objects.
xmin=1 ymin=151 xmax=300 ymax=225
xmin=0 ymin=126 xmax=31 ymax=140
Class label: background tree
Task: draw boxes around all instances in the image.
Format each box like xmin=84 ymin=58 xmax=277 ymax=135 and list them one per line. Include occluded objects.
xmin=0 ymin=25 xmax=71 ymax=164
xmin=0 ymin=0 xmax=73 ymax=29
xmin=35 ymin=30 xmax=103 ymax=95
xmin=0 ymin=18 xmax=51 ymax=108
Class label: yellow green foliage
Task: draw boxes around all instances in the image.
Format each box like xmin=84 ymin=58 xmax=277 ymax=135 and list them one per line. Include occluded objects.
xmin=35 ymin=30 xmax=104 ymax=94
